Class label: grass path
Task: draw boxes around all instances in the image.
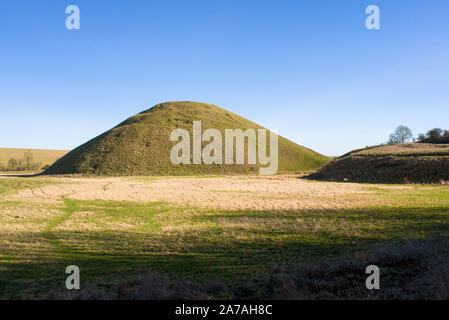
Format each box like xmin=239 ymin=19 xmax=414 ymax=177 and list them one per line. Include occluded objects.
xmin=41 ymin=197 xmax=80 ymax=255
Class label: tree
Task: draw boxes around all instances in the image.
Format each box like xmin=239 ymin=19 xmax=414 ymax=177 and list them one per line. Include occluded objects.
xmin=426 ymin=128 xmax=443 ymax=140
xmin=24 ymin=150 xmax=34 ymax=171
xmin=16 ymin=159 xmax=26 ymax=171
xmin=417 ymin=133 xmax=427 ymax=142
xmin=443 ymin=130 xmax=449 ymax=138
xmin=388 ymin=126 xmax=413 ymax=144
xmin=7 ymin=158 xmax=18 ymax=171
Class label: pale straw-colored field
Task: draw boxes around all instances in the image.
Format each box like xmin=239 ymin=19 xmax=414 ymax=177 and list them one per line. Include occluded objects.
xmin=1 ymin=175 xmax=448 ymax=299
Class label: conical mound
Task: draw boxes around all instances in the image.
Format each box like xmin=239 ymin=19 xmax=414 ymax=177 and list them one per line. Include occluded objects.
xmin=44 ymin=101 xmax=329 ymax=175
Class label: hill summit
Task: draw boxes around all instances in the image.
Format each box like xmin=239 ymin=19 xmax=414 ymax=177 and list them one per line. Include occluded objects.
xmin=44 ymin=101 xmax=328 ymax=176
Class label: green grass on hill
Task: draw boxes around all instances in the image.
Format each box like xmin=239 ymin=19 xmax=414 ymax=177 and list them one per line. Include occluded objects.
xmin=44 ymin=101 xmax=329 ymax=175
xmin=310 ymin=143 xmax=449 ymax=184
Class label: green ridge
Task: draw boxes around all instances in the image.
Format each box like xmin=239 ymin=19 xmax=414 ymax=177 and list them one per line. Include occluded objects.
xmin=310 ymin=143 xmax=449 ymax=183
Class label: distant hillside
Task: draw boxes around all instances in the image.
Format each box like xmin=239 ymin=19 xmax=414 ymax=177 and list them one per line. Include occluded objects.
xmin=309 ymin=143 xmax=449 ymax=184
xmin=44 ymin=101 xmax=329 ymax=176
xmin=0 ymin=148 xmax=68 ymax=171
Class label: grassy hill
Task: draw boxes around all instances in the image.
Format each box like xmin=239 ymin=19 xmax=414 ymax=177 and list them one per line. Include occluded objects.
xmin=44 ymin=101 xmax=329 ymax=175
xmin=0 ymin=148 xmax=68 ymax=171
xmin=310 ymin=143 xmax=449 ymax=183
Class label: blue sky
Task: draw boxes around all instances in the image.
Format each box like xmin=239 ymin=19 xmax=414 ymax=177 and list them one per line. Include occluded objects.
xmin=1 ymin=0 xmax=448 ymax=156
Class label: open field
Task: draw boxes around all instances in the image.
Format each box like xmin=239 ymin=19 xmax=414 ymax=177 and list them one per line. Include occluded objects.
xmin=0 ymin=148 xmax=68 ymax=171
xmin=1 ymin=175 xmax=449 ymax=299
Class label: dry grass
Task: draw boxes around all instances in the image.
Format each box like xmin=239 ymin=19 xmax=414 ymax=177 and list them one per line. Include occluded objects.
xmin=1 ymin=175 xmax=449 ymax=299
xmin=0 ymin=148 xmax=68 ymax=171
xmin=5 ymin=176 xmax=371 ymax=211
xmin=355 ymin=143 xmax=449 ymax=156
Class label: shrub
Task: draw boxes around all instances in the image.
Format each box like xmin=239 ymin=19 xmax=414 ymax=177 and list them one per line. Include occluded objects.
xmin=31 ymin=162 xmax=42 ymax=170
xmin=7 ymin=158 xmax=18 ymax=171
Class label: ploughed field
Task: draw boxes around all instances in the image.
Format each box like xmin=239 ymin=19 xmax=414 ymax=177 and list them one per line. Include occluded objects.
xmin=1 ymin=175 xmax=449 ymax=299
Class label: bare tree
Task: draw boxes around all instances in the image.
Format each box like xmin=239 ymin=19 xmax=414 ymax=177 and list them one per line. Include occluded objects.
xmin=388 ymin=126 xmax=413 ymax=144
xmin=24 ymin=150 xmax=34 ymax=171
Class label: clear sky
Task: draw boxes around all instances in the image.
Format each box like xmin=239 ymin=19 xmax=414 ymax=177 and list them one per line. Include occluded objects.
xmin=1 ymin=0 xmax=448 ymax=156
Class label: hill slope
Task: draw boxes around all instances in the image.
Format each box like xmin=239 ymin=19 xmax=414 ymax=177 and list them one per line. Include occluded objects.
xmin=309 ymin=143 xmax=449 ymax=183
xmin=44 ymin=101 xmax=329 ymax=176
xmin=0 ymin=148 xmax=68 ymax=170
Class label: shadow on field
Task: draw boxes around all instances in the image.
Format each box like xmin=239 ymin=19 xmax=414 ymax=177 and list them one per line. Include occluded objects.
xmin=2 ymin=203 xmax=449 ymax=299
xmin=0 ymin=173 xmax=41 ymax=178
xmin=5 ymin=237 xmax=447 ymax=300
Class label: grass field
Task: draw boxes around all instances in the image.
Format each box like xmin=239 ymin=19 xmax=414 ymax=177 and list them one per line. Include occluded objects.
xmin=0 ymin=148 xmax=68 ymax=171
xmin=1 ymin=175 xmax=449 ymax=299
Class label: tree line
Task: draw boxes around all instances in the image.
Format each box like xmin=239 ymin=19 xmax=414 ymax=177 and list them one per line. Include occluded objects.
xmin=417 ymin=128 xmax=449 ymax=144
xmin=388 ymin=126 xmax=449 ymax=145
xmin=0 ymin=150 xmax=50 ymax=172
